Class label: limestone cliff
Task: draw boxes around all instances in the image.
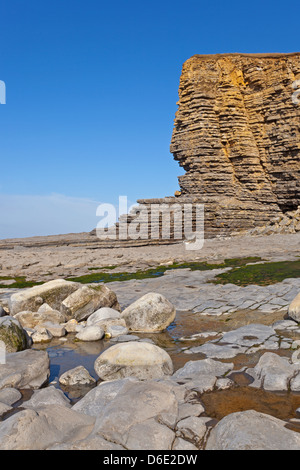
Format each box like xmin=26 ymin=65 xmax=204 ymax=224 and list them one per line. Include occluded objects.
xmin=170 ymin=53 xmax=300 ymax=235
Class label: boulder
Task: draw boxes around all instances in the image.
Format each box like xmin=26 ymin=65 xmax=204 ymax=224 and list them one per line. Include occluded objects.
xmin=9 ymin=279 xmax=80 ymax=315
xmin=75 ymin=325 xmax=105 ymax=342
xmin=246 ymin=352 xmax=300 ymax=391
xmin=22 ymin=385 xmax=71 ymax=409
xmin=94 ymin=341 xmax=173 ymax=381
xmin=205 ymin=410 xmax=300 ymax=450
xmin=0 ymin=349 xmax=50 ymax=390
xmin=14 ymin=309 xmax=66 ymax=328
xmin=86 ymin=307 xmax=121 ymax=325
xmin=61 ymin=285 xmax=120 ymax=322
xmin=31 ymin=326 xmax=53 ymax=344
xmin=0 ymin=316 xmax=29 ymax=352
xmin=59 ymin=366 xmax=96 ymax=387
xmin=91 ymin=380 xmax=178 ymax=448
xmin=0 ymin=405 xmax=95 ymax=450
xmin=121 ymin=292 xmax=176 ymax=332
xmin=288 ymin=292 xmax=300 ymax=322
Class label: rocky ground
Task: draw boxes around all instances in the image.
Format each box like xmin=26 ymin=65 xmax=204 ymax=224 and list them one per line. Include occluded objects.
xmin=1 ymin=232 xmax=300 ymax=450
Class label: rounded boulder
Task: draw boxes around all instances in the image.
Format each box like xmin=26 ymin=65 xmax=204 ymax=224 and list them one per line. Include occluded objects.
xmin=94 ymin=341 xmax=173 ymax=381
xmin=121 ymin=293 xmax=176 ymax=333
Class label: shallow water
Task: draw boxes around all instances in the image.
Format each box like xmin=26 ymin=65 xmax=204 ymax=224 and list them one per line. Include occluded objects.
xmin=30 ymin=307 xmax=300 ymax=423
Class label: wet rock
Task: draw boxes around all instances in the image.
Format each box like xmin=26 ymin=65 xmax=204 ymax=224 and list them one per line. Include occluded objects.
xmin=0 ymin=316 xmax=29 ymax=352
xmin=94 ymin=341 xmax=173 ymax=381
xmin=121 ymin=292 xmax=176 ymax=333
xmin=205 ymin=410 xmax=300 ymax=450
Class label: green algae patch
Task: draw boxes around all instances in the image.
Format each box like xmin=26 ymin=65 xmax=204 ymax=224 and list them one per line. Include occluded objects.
xmin=211 ymin=259 xmax=300 ymax=286
xmin=0 ymin=276 xmax=43 ymax=289
xmin=66 ymin=257 xmax=262 ymax=285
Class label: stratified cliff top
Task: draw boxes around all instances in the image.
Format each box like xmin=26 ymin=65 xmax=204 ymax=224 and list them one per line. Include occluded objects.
xmin=171 ymin=52 xmax=300 ymax=219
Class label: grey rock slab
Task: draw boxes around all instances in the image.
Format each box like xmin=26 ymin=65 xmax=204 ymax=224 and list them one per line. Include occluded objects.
xmin=125 ymin=418 xmax=175 ymax=450
xmin=0 ymin=405 xmax=95 ymax=450
xmin=22 ymin=385 xmax=71 ymax=409
xmin=0 ymin=402 xmax=12 ymax=416
xmin=0 ymin=349 xmax=50 ymax=390
xmin=205 ymin=410 xmax=300 ymax=450
xmin=172 ymin=437 xmax=198 ymax=450
xmin=91 ymin=380 xmax=179 ymax=447
xmin=246 ymin=352 xmax=300 ymax=391
xmin=48 ymin=436 xmax=125 ymax=450
xmin=72 ymin=377 xmax=139 ymax=417
xmin=176 ymin=416 xmax=211 ymax=447
xmin=221 ymin=324 xmax=277 ymax=347
xmin=0 ymin=387 xmax=22 ymax=406
xmin=173 ymin=358 xmax=234 ymax=381
xmin=186 ymin=342 xmax=246 ymax=359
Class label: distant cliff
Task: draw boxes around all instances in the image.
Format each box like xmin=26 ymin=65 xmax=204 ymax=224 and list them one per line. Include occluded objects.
xmin=169 ymin=53 xmax=300 ymax=235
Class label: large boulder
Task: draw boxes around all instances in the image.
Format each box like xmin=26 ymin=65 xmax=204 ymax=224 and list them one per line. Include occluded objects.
xmin=61 ymin=285 xmax=120 ymax=322
xmin=14 ymin=309 xmax=66 ymax=328
xmin=0 ymin=349 xmax=50 ymax=390
xmin=90 ymin=379 xmax=178 ymax=448
xmin=121 ymin=292 xmax=176 ymax=332
xmin=205 ymin=410 xmax=300 ymax=450
xmin=0 ymin=316 xmax=29 ymax=352
xmin=288 ymin=292 xmax=300 ymax=322
xmin=0 ymin=405 xmax=95 ymax=450
xmin=94 ymin=341 xmax=173 ymax=381
xmin=9 ymin=279 xmax=80 ymax=316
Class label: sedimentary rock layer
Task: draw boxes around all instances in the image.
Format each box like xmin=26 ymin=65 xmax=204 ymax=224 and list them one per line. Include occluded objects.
xmin=169 ymin=53 xmax=300 ymax=235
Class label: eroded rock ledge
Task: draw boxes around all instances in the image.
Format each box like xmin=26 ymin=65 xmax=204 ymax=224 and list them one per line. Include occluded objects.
xmin=169 ymin=52 xmax=300 ymax=236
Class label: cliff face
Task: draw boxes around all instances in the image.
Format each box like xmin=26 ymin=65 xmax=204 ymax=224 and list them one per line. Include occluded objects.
xmin=170 ymin=53 xmax=300 ymax=234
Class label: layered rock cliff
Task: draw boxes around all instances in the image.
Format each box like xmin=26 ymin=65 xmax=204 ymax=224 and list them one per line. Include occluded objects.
xmin=169 ymin=53 xmax=300 ymax=236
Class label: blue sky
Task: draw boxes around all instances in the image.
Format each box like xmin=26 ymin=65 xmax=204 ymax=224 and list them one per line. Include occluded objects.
xmin=0 ymin=0 xmax=299 ymax=238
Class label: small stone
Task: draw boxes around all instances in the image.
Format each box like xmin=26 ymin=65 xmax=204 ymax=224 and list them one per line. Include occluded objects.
xmin=75 ymin=325 xmax=105 ymax=341
xmin=59 ymin=366 xmax=96 ymax=386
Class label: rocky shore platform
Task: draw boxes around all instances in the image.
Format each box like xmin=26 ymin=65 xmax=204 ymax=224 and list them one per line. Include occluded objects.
xmin=1 ymin=232 xmax=300 ymax=450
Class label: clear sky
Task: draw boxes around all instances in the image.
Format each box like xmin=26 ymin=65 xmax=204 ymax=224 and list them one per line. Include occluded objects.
xmin=0 ymin=0 xmax=299 ymax=238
